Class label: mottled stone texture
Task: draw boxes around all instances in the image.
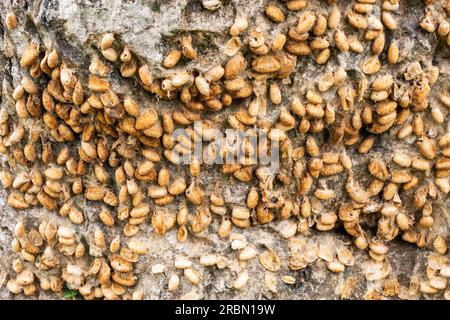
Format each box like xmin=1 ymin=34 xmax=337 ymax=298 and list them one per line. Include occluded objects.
xmin=0 ymin=0 xmax=449 ymax=300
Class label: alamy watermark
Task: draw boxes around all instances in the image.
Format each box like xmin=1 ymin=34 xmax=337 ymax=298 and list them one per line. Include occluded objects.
xmin=168 ymin=121 xmax=281 ymax=171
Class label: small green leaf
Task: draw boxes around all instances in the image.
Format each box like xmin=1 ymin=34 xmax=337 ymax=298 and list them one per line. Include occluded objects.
xmin=63 ymin=285 xmax=80 ymax=299
xmin=151 ymin=2 xmax=161 ymax=13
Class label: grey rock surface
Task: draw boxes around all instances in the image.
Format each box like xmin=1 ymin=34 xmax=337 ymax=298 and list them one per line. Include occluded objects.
xmin=0 ymin=0 xmax=449 ymax=300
